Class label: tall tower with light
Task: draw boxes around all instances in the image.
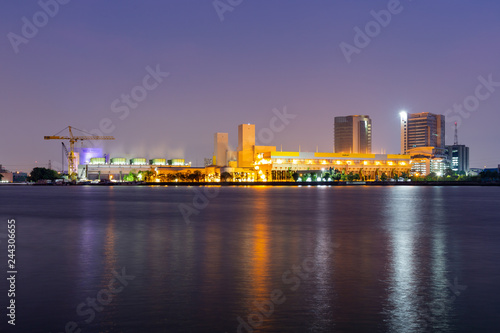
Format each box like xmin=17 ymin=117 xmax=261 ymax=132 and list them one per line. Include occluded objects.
xmin=400 ymin=111 xmax=408 ymax=154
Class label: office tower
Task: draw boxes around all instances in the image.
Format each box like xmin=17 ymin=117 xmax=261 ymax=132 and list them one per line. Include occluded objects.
xmin=237 ymin=124 xmax=255 ymax=167
xmin=334 ymin=115 xmax=372 ymax=154
xmin=213 ymin=133 xmax=229 ymax=166
xmin=445 ymin=145 xmax=469 ymax=173
xmin=400 ymin=112 xmax=445 ymax=154
xmin=238 ymin=124 xmax=255 ymax=151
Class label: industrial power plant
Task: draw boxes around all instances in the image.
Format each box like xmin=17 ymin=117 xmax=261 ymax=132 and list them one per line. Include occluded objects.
xmin=42 ymin=122 xmax=417 ymax=183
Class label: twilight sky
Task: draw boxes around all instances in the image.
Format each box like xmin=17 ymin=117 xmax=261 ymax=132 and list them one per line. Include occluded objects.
xmin=1 ymin=0 xmax=499 ymax=172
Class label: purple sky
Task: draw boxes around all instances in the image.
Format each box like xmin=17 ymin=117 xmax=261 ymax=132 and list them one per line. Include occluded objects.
xmin=1 ymin=0 xmax=499 ymax=172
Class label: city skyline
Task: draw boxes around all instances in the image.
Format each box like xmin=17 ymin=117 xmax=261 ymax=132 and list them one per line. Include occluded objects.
xmin=1 ymin=1 xmax=499 ymax=172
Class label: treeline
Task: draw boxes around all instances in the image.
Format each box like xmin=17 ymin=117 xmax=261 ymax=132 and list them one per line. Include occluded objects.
xmin=23 ymin=167 xmax=500 ymax=183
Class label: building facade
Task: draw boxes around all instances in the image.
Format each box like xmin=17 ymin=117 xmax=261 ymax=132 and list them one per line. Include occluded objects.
xmin=237 ymin=124 xmax=256 ymax=168
xmin=78 ymin=123 xmax=413 ymax=182
xmin=400 ymin=112 xmax=445 ymax=155
xmin=334 ymin=115 xmax=372 ymax=154
xmin=213 ymin=133 xmax=229 ymax=167
xmin=408 ymin=146 xmax=448 ymax=176
xmin=445 ymin=144 xmax=469 ymax=174
xmin=255 ymin=151 xmax=411 ymax=181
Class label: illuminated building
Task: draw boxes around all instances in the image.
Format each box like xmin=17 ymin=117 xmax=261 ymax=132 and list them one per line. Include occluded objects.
xmin=79 ymin=123 xmax=412 ymax=182
xmin=237 ymin=124 xmax=255 ymax=168
xmin=222 ymin=122 xmax=409 ymax=181
xmin=334 ymin=115 xmax=372 ymax=153
xmin=408 ymin=146 xmax=448 ymax=176
xmin=168 ymin=159 xmax=186 ymax=166
xmin=81 ymin=157 xmax=191 ymax=180
xmin=400 ymin=112 xmax=445 ymax=155
xmin=445 ymin=144 xmax=469 ymax=174
xmin=74 ymin=148 xmax=103 ymax=165
xmin=150 ymin=159 xmax=167 ymax=165
xmin=254 ymin=151 xmax=411 ymax=181
xmin=130 ymin=158 xmax=148 ymax=165
xmin=214 ymin=133 xmax=229 ymax=167
xmin=110 ymin=157 xmax=128 ymax=165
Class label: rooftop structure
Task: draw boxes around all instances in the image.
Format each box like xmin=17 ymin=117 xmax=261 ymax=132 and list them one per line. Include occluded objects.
xmin=334 ymin=115 xmax=372 ymax=154
xmin=400 ymin=112 xmax=445 ymax=155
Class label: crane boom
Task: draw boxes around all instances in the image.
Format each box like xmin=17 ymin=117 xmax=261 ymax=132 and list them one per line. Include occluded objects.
xmin=44 ymin=136 xmax=114 ymax=141
xmin=44 ymin=126 xmax=115 ymax=176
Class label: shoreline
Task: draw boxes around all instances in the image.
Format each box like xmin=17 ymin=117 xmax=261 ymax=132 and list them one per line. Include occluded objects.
xmin=4 ymin=181 xmax=499 ymax=187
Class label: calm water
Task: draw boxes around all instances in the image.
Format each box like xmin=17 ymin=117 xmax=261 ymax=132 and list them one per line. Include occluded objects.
xmin=0 ymin=185 xmax=499 ymax=332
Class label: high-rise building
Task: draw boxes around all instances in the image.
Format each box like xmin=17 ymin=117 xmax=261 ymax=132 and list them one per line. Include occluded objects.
xmin=445 ymin=145 xmax=469 ymax=173
xmin=400 ymin=112 xmax=445 ymax=154
xmin=334 ymin=115 xmax=372 ymax=154
xmin=237 ymin=124 xmax=255 ymax=168
xmin=213 ymin=133 xmax=229 ymax=166
xmin=238 ymin=124 xmax=255 ymax=151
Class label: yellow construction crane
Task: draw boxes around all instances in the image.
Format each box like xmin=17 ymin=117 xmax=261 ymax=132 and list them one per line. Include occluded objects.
xmin=44 ymin=126 xmax=114 ymax=175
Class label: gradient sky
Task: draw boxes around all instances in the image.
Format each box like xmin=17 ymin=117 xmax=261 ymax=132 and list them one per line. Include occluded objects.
xmin=1 ymin=0 xmax=499 ymax=172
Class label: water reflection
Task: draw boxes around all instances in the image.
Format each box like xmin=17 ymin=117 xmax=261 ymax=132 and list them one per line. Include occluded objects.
xmin=384 ymin=187 xmax=452 ymax=332
xmin=4 ymin=185 xmax=493 ymax=333
xmin=98 ymin=191 xmax=118 ymax=332
xmin=249 ymin=191 xmax=271 ymax=303
xmin=309 ymin=187 xmax=335 ymax=331
xmin=385 ymin=187 xmax=423 ymax=332
xmin=427 ymin=187 xmax=452 ymax=332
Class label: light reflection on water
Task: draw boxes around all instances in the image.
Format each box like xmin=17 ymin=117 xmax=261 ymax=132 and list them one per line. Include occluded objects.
xmin=385 ymin=187 xmax=423 ymax=332
xmin=1 ymin=186 xmax=499 ymax=332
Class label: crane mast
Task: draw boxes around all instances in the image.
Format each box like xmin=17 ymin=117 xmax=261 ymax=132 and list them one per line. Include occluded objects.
xmin=44 ymin=126 xmax=114 ymax=176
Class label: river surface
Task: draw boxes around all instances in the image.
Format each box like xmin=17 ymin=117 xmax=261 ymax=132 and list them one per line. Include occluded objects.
xmin=0 ymin=185 xmax=499 ymax=332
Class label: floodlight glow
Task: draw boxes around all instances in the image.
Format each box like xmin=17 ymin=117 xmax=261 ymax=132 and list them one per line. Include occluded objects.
xmin=399 ymin=110 xmax=407 ymax=121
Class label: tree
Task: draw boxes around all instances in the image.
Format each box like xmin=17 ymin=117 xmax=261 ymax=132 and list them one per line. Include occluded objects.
xmin=0 ymin=174 xmax=3 ymax=181
xmin=292 ymin=172 xmax=299 ymax=182
xmin=174 ymin=172 xmax=186 ymax=182
xmin=166 ymin=173 xmax=176 ymax=182
xmin=426 ymin=172 xmax=437 ymax=181
xmin=193 ymin=170 xmax=203 ymax=182
xmin=187 ymin=173 xmax=197 ymax=182
xmin=346 ymin=172 xmax=354 ymax=182
xmin=480 ymin=170 xmax=499 ymax=181
xmin=401 ymin=172 xmax=408 ymax=180
xmin=380 ymin=172 xmax=388 ymax=181
xmin=444 ymin=168 xmax=455 ymax=177
xmin=123 ymin=171 xmax=138 ymax=182
xmin=353 ymin=173 xmax=360 ymax=181
xmin=221 ymin=172 xmax=232 ymax=182
xmin=324 ymin=173 xmax=331 ymax=181
xmin=140 ymin=170 xmax=155 ymax=182
xmin=27 ymin=167 xmax=60 ymax=182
